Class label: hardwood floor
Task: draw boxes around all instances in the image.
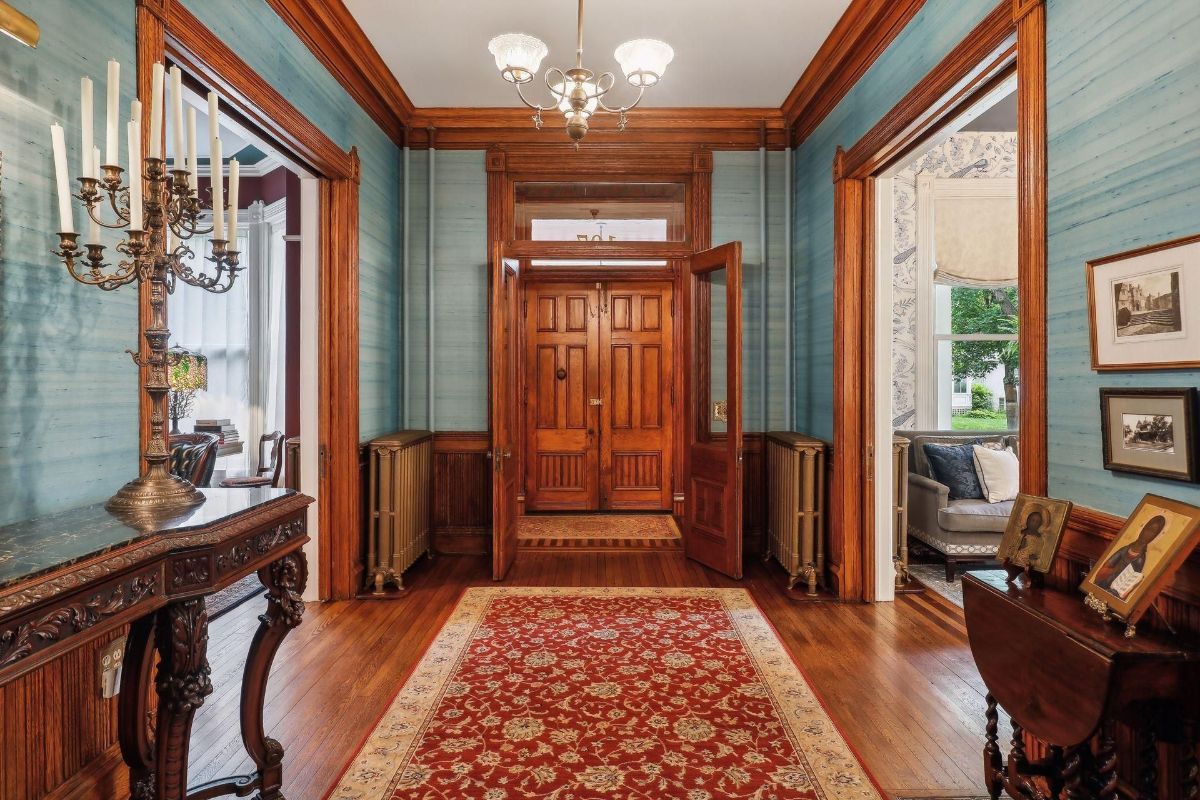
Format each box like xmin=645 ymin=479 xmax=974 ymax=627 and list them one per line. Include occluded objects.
xmin=51 ymin=551 xmax=1000 ymax=799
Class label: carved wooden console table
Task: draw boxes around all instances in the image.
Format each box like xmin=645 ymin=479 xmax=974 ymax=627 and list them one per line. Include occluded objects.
xmin=963 ymin=571 xmax=1200 ymax=800
xmin=0 ymin=488 xmax=313 ymax=800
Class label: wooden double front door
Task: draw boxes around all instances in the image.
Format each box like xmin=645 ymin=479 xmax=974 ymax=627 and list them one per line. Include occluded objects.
xmin=524 ymin=280 xmax=675 ymax=512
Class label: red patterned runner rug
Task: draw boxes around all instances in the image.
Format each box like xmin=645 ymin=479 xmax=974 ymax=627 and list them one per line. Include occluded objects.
xmin=327 ymin=588 xmax=883 ymax=800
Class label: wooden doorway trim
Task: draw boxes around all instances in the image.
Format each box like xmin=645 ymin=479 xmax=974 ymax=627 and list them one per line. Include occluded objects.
xmin=486 ymin=146 xmax=713 ymax=522
xmin=136 ymin=0 xmax=362 ymax=600
xmin=830 ymin=0 xmax=1047 ymax=601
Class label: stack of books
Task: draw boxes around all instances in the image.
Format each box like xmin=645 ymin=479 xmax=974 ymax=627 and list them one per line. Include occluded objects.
xmin=194 ymin=419 xmax=243 ymax=456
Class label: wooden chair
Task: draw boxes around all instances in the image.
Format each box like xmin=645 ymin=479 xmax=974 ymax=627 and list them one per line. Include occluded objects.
xmin=219 ymin=431 xmax=284 ymax=489
xmin=169 ymin=432 xmax=219 ymax=488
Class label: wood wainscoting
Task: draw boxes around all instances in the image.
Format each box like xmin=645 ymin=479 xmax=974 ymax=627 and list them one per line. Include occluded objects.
xmin=1 ymin=628 xmax=128 ymax=800
xmin=741 ymin=434 xmax=766 ymax=557
xmin=431 ymin=433 xmax=492 ymax=555
xmin=1039 ymin=505 xmax=1200 ymax=799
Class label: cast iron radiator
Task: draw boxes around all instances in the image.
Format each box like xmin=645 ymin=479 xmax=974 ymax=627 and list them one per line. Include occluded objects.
xmin=366 ymin=430 xmax=433 ymax=594
xmin=765 ymin=432 xmax=827 ymax=595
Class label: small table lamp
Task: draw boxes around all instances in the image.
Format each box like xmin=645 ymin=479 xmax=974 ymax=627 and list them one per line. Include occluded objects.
xmin=167 ymin=346 xmax=208 ymax=434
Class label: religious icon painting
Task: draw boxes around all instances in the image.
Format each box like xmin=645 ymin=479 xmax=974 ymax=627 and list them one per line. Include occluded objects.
xmin=996 ymin=494 xmax=1073 ymax=575
xmin=1080 ymin=494 xmax=1200 ymax=626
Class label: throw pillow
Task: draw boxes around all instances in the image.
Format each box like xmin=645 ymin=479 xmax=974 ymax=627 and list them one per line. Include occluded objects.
xmin=972 ymin=444 xmax=1019 ymax=503
xmin=922 ymin=442 xmax=985 ymax=501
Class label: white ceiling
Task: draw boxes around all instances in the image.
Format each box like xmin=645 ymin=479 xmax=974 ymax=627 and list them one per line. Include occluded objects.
xmin=343 ymin=0 xmax=854 ymax=108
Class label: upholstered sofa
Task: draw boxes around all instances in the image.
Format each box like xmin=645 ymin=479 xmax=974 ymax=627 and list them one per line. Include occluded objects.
xmin=893 ymin=430 xmax=1020 ymax=580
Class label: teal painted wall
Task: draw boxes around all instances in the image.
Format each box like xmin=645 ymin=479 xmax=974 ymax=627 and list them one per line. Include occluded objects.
xmin=180 ymin=0 xmax=403 ymax=442
xmin=713 ymin=150 xmax=791 ymax=432
xmin=1044 ymin=0 xmax=1200 ymax=515
xmin=0 ymin=0 xmax=140 ymax=525
xmin=791 ymin=0 xmax=1200 ymax=516
xmin=0 ymin=0 xmax=403 ymax=526
xmin=403 ymin=150 xmax=489 ymax=432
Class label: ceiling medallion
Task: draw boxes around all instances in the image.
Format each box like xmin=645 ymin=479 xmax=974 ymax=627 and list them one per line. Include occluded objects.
xmin=487 ymin=0 xmax=673 ymax=145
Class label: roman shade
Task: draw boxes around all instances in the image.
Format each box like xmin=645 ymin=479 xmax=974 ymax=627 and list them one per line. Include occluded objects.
xmin=933 ymin=194 xmax=1017 ymax=287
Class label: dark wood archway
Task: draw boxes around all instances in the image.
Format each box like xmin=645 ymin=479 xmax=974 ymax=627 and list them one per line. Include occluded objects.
xmin=829 ymin=0 xmax=1047 ymax=600
xmin=136 ymin=0 xmax=362 ymax=600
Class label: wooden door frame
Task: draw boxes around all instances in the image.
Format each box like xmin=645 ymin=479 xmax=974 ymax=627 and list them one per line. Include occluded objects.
xmin=136 ymin=0 xmax=362 ymax=600
xmin=519 ymin=273 xmax=678 ymax=514
xmin=830 ymin=0 xmax=1047 ymax=601
xmin=486 ymin=146 xmax=713 ymax=526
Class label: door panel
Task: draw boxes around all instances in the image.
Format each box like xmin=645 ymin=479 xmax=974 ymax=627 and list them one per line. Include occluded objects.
xmin=491 ymin=246 xmax=520 ymax=580
xmin=600 ymin=282 xmax=674 ymax=510
xmin=524 ymin=283 xmax=600 ymax=510
xmin=683 ymin=243 xmax=743 ymax=578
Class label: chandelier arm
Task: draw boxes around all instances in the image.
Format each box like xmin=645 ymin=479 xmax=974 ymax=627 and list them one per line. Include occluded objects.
xmin=596 ymin=84 xmax=646 ymax=115
xmin=544 ymin=67 xmax=570 ymax=102
xmin=586 ymin=71 xmax=616 ymax=102
xmin=514 ymin=80 xmax=550 ymax=112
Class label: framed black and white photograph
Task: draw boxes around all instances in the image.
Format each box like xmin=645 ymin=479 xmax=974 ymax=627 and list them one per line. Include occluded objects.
xmin=1100 ymin=388 xmax=1199 ymax=483
xmin=1087 ymin=233 xmax=1200 ymax=370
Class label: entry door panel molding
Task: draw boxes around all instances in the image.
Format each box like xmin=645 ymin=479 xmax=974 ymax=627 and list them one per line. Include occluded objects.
xmin=524 ymin=281 xmax=675 ymax=512
xmin=683 ymin=242 xmax=744 ymax=579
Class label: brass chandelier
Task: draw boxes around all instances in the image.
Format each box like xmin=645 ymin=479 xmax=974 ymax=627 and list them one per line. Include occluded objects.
xmin=487 ymin=0 xmax=674 ymax=143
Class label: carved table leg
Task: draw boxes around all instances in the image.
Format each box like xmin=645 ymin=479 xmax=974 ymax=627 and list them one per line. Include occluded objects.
xmin=984 ymin=693 xmax=1004 ymax=800
xmin=1182 ymin=720 xmax=1198 ymax=800
xmin=1097 ymin=719 xmax=1120 ymax=800
xmin=154 ymin=597 xmax=213 ymax=800
xmin=118 ymin=615 xmax=157 ymax=800
xmin=1061 ymin=744 xmax=1088 ymax=800
xmin=242 ymin=550 xmax=308 ymax=800
xmin=1139 ymin=727 xmax=1159 ymax=800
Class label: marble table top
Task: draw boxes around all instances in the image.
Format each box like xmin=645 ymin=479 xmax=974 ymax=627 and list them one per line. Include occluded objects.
xmin=0 ymin=488 xmax=298 ymax=591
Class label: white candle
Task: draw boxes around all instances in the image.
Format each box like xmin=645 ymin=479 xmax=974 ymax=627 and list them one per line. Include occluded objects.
xmin=186 ymin=107 xmax=198 ymax=192
xmin=88 ymin=145 xmax=101 ymax=243
xmin=105 ymin=60 xmax=119 ymax=167
xmin=149 ymin=62 xmax=164 ymax=160
xmin=131 ymin=98 xmax=141 ymax=127
xmin=81 ymin=76 xmax=93 ymax=179
xmin=211 ymin=136 xmax=224 ymax=239
xmin=127 ymin=120 xmax=143 ymax=229
xmin=227 ymin=158 xmax=240 ymax=243
xmin=50 ymin=123 xmax=74 ymax=234
xmin=207 ymin=91 xmax=219 ymax=144
xmin=169 ymin=66 xmax=184 ymax=170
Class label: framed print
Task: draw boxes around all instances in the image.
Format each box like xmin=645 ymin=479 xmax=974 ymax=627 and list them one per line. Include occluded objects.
xmin=1099 ymin=388 xmax=1199 ymax=483
xmin=1086 ymin=233 xmax=1200 ymax=370
xmin=1080 ymin=494 xmax=1200 ymax=625
xmin=996 ymin=494 xmax=1073 ymax=574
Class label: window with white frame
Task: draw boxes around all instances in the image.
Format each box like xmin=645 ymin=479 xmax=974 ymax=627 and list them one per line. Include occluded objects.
xmin=168 ymin=200 xmax=287 ymax=475
xmin=915 ymin=176 xmax=1018 ymax=432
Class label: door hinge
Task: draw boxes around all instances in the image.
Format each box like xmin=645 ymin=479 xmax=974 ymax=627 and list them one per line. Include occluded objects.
xmin=318 ymin=444 xmax=328 ymax=479
xmin=670 ymin=298 xmax=675 ymax=318
xmin=522 ymin=299 xmax=528 ymax=318
xmin=864 ymin=444 xmax=874 ymax=481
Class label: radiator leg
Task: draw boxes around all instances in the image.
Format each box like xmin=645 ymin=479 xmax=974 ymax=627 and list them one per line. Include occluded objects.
xmin=803 ymin=564 xmax=818 ymax=597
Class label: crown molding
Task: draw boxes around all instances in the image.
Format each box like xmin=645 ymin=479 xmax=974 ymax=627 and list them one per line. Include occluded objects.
xmin=781 ymin=0 xmax=927 ymax=147
xmin=405 ymin=107 xmax=787 ymax=150
xmin=262 ymin=0 xmax=927 ymax=152
xmin=261 ymin=0 xmax=413 ymax=145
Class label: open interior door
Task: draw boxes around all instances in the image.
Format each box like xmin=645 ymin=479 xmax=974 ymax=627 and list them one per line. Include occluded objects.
xmin=683 ymin=242 xmax=744 ymax=578
xmin=491 ymin=244 xmax=521 ymax=579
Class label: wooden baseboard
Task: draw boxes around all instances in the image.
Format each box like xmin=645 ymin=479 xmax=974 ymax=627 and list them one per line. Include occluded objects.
xmin=432 ymin=528 xmax=490 ymax=556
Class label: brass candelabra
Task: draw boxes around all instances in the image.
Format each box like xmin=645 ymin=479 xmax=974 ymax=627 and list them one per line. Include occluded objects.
xmin=53 ymin=158 xmax=241 ymax=512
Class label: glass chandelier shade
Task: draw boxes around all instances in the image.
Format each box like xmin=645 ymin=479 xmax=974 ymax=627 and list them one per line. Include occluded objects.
xmin=488 ymin=33 xmax=549 ymax=84
xmin=614 ymin=39 xmax=674 ymax=87
xmin=168 ymin=346 xmax=208 ymax=392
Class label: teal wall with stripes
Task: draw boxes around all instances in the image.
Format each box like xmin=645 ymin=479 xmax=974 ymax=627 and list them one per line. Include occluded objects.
xmin=402 ymin=150 xmax=489 ymax=432
xmin=0 ymin=0 xmax=141 ymax=525
xmin=1044 ymin=0 xmax=1200 ymax=514
xmin=180 ymin=0 xmax=403 ymax=442
xmin=790 ymin=0 xmax=1200 ymax=516
xmin=713 ymin=150 xmax=791 ymax=433
xmin=0 ymin=0 xmax=403 ymax=525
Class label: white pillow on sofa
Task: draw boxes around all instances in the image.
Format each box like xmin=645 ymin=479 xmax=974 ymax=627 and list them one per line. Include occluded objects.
xmin=972 ymin=444 xmax=1019 ymax=503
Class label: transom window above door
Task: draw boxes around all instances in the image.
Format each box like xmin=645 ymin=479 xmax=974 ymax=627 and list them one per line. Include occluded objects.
xmin=514 ymin=181 xmax=687 ymax=241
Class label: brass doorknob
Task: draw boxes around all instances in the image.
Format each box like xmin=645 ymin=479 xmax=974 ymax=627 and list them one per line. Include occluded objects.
xmin=556 ymin=368 xmax=567 ymax=380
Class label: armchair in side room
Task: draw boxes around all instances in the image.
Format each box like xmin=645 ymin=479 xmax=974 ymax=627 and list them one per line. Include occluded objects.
xmin=894 ymin=429 xmax=1020 ymax=580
